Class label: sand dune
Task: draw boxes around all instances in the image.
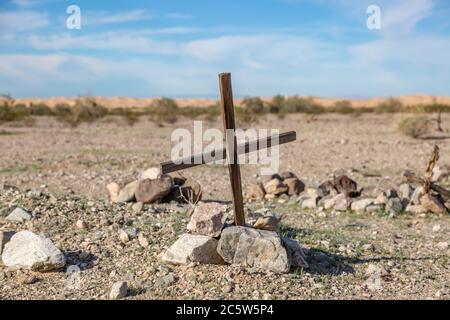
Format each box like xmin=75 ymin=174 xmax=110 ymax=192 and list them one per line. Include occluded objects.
xmin=12 ymin=95 xmax=450 ymax=109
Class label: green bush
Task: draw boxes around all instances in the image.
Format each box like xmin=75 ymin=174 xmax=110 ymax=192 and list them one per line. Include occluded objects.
xmin=54 ymin=97 xmax=107 ymax=127
xmin=29 ymin=103 xmax=53 ymax=116
xmin=284 ymin=96 xmax=325 ymax=114
xmin=330 ymin=100 xmax=355 ymax=114
xmin=241 ymin=97 xmax=265 ymax=114
xmin=0 ymin=100 xmax=30 ymax=124
xmin=235 ymin=106 xmax=258 ymax=127
xmin=268 ymin=95 xmax=285 ymax=114
xmin=376 ymin=98 xmax=403 ymax=113
xmin=108 ymin=107 xmax=141 ymax=126
xmin=398 ymin=116 xmax=429 ymax=139
xmin=146 ymin=97 xmax=179 ymax=125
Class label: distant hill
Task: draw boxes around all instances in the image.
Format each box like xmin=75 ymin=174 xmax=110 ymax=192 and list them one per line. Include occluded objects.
xmin=11 ymin=95 xmax=450 ymax=109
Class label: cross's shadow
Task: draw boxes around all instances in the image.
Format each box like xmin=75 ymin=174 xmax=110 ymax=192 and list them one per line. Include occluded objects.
xmin=280 ymin=226 xmax=440 ymax=276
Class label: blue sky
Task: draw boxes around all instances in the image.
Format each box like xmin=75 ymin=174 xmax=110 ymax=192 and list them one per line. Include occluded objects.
xmin=0 ymin=0 xmax=449 ymax=98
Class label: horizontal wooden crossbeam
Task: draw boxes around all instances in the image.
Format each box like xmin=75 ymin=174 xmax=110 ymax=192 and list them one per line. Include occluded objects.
xmin=160 ymin=131 xmax=296 ymax=174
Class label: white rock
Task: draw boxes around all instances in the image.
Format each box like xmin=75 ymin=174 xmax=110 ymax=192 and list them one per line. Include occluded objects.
xmin=365 ymin=204 xmax=384 ymax=213
xmin=106 ymin=182 xmax=120 ymax=203
xmin=138 ymin=233 xmax=149 ymax=248
xmin=431 ymin=166 xmax=449 ymax=182
xmin=301 ymin=197 xmax=317 ymax=209
xmin=117 ymin=181 xmax=139 ymax=203
xmin=305 ymin=188 xmax=323 ymax=198
xmin=109 ymin=281 xmax=128 ymax=299
xmin=139 ymin=167 xmax=161 ymax=181
xmin=132 ymin=202 xmax=143 ymax=213
xmin=118 ymin=229 xmax=132 ymax=243
xmin=405 ymin=204 xmax=426 ymax=214
xmin=2 ymin=231 xmax=65 ymax=272
xmin=6 ymin=208 xmax=32 ymax=222
xmin=75 ymin=219 xmax=87 ymax=229
xmin=187 ymin=202 xmax=228 ymax=237
xmin=334 ymin=194 xmax=351 ymax=211
xmin=162 ymin=234 xmax=224 ymax=265
xmin=410 ymin=187 xmax=424 ymax=205
xmin=323 ymin=197 xmax=337 ymax=210
xmin=399 ymin=184 xmax=413 ymax=201
xmin=437 ymin=242 xmax=448 ymax=250
xmin=351 ymin=198 xmax=375 ymax=212
xmin=432 ymin=224 xmax=441 ymax=233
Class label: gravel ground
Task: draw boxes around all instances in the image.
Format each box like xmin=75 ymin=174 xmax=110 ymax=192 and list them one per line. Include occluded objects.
xmin=0 ymin=114 xmax=449 ymax=300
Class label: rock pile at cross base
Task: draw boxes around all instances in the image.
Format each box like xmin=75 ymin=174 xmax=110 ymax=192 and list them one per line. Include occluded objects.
xmin=161 ymin=202 xmax=308 ymax=273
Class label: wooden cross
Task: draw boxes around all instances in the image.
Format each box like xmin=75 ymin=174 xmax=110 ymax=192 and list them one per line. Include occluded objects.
xmin=160 ymin=73 xmax=296 ymax=226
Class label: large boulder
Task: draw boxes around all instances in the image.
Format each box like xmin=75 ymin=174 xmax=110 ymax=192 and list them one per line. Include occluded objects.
xmin=117 ymin=180 xmax=139 ymax=203
xmin=6 ymin=208 xmax=32 ymax=222
xmin=2 ymin=231 xmax=66 ymax=272
xmin=162 ymin=234 xmax=224 ymax=265
xmin=217 ymin=226 xmax=290 ymax=273
xmin=135 ymin=175 xmax=173 ymax=204
xmin=187 ymin=202 xmax=228 ymax=237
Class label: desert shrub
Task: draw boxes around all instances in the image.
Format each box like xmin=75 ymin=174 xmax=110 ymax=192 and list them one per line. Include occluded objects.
xmin=398 ymin=116 xmax=429 ymax=139
xmin=110 ymin=107 xmax=141 ymax=126
xmin=0 ymin=100 xmax=31 ymax=124
xmin=54 ymin=97 xmax=107 ymax=127
xmin=235 ymin=105 xmax=258 ymax=127
xmin=417 ymin=103 xmax=450 ymax=113
xmin=29 ymin=103 xmax=53 ymax=116
xmin=146 ymin=97 xmax=179 ymax=125
xmin=330 ymin=100 xmax=355 ymax=114
xmin=241 ymin=97 xmax=265 ymax=114
xmin=268 ymin=95 xmax=285 ymax=114
xmin=376 ymin=98 xmax=403 ymax=113
xmin=203 ymin=104 xmax=221 ymax=121
xmin=284 ymin=96 xmax=325 ymax=114
xmin=178 ymin=106 xmax=204 ymax=119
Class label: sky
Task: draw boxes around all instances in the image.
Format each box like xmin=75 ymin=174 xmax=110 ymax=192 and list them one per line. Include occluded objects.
xmin=0 ymin=0 xmax=449 ymax=98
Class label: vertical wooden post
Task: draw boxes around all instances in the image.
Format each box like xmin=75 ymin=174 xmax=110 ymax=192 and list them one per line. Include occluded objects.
xmin=218 ymin=73 xmax=246 ymax=226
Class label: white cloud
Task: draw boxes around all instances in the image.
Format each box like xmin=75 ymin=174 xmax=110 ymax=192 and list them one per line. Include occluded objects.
xmin=0 ymin=10 xmax=49 ymax=32
xmin=11 ymin=0 xmax=42 ymax=8
xmin=165 ymin=13 xmax=193 ymax=19
xmin=83 ymin=9 xmax=152 ymax=26
xmin=381 ymin=0 xmax=434 ymax=34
